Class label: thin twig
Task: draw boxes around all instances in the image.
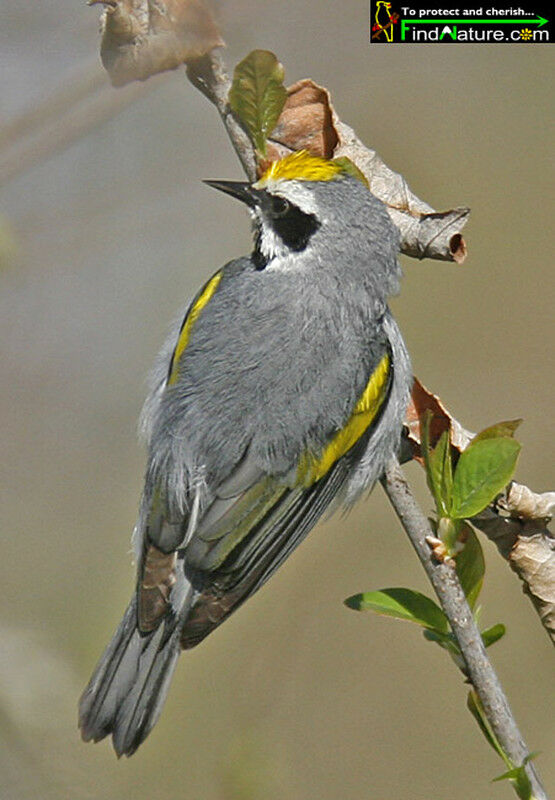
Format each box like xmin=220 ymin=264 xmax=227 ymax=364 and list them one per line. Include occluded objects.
xmin=382 ymin=457 xmax=547 ymax=800
xmin=186 ymin=51 xmax=257 ymax=181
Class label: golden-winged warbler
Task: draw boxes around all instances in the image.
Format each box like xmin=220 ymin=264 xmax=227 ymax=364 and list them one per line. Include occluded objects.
xmin=79 ymin=151 xmax=412 ymax=756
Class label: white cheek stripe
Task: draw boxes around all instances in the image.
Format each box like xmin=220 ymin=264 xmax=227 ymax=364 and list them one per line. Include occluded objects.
xmin=259 ymin=225 xmax=290 ymax=262
xmin=250 ymin=184 xmax=321 ymax=272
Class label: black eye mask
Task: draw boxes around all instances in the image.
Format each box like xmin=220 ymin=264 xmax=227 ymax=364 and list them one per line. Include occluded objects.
xmin=251 ymin=192 xmax=321 ymax=269
xmin=269 ymin=201 xmax=321 ymax=252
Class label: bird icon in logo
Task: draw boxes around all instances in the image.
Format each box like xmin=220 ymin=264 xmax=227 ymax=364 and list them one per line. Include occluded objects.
xmin=372 ymin=1 xmax=398 ymax=41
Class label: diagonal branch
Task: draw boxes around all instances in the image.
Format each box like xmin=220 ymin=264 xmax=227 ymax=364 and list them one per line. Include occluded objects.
xmin=382 ymin=458 xmax=547 ymax=800
xmin=187 ymin=52 xmax=257 ymax=181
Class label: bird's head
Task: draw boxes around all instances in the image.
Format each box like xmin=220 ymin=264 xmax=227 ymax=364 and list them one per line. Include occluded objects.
xmin=205 ymin=151 xmax=400 ymax=285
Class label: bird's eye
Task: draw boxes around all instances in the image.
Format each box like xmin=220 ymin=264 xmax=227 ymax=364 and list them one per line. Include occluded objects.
xmin=270 ymin=195 xmax=290 ymax=217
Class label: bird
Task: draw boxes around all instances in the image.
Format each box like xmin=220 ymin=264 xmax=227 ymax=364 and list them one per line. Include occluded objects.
xmin=78 ymin=150 xmax=413 ymax=757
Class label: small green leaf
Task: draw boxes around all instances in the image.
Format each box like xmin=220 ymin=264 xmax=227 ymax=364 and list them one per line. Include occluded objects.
xmin=481 ymin=623 xmax=506 ymax=649
xmin=332 ymin=157 xmax=369 ymax=188
xmin=471 ymin=419 xmax=523 ymax=445
xmin=423 ymin=628 xmax=464 ymax=664
xmin=420 ymin=413 xmax=453 ymax=517
xmin=455 ymin=525 xmax=485 ymax=609
xmin=450 ymin=437 xmax=521 ymax=519
xmin=493 ymin=754 xmax=540 ymax=800
xmin=441 ymin=430 xmax=454 ymax=511
xmin=427 ymin=431 xmax=451 ymax=516
xmin=228 ymin=50 xmax=287 ymax=157
xmin=467 ymin=689 xmax=509 ymax=763
xmin=493 ymin=764 xmax=534 ymax=800
xmin=420 ymin=411 xmax=435 ymax=502
xmin=345 ymin=588 xmax=449 ymax=633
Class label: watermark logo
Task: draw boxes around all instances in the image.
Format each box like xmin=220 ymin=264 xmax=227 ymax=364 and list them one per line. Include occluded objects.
xmin=372 ymin=1 xmax=400 ymax=41
xmin=369 ymin=0 xmax=551 ymax=43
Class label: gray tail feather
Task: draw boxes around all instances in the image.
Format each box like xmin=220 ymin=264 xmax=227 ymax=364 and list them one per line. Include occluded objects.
xmin=78 ymin=595 xmax=183 ymax=757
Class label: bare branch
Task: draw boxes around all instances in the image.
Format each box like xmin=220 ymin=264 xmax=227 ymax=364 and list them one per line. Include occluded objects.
xmin=186 ymin=52 xmax=257 ymax=181
xmin=382 ymin=458 xmax=547 ymax=800
xmin=0 ymin=61 xmax=106 ymax=154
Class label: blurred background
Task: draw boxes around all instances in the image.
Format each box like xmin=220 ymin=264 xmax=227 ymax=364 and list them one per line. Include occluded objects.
xmin=1 ymin=2 xmax=553 ymax=798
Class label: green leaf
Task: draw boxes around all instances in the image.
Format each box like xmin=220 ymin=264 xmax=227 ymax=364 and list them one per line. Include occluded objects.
xmin=332 ymin=157 xmax=369 ymax=188
xmin=441 ymin=431 xmax=454 ymax=511
xmin=344 ymin=588 xmax=449 ymax=633
xmin=481 ymin=623 xmax=506 ymax=649
xmin=450 ymin=437 xmax=521 ymax=519
xmin=493 ymin=754 xmax=540 ymax=800
xmin=455 ymin=525 xmax=485 ymax=609
xmin=423 ymin=628 xmax=463 ymax=661
xmin=420 ymin=411 xmax=435 ymax=503
xmin=228 ymin=50 xmax=287 ymax=156
xmin=493 ymin=765 xmax=535 ymax=800
xmin=471 ymin=419 xmax=522 ymax=444
xmin=420 ymin=413 xmax=453 ymax=517
xmin=428 ymin=431 xmax=451 ymax=516
xmin=467 ymin=689 xmax=509 ymax=763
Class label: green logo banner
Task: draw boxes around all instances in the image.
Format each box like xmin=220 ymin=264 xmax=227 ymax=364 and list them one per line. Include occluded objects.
xmin=370 ymin=1 xmax=551 ymax=43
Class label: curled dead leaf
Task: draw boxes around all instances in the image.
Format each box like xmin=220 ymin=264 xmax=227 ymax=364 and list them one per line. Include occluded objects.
xmin=506 ymin=484 xmax=555 ymax=522
xmin=334 ymin=118 xmax=470 ymax=264
xmin=91 ymin=0 xmax=224 ymax=87
xmin=265 ymin=79 xmax=338 ymax=167
xmin=509 ymin=534 xmax=555 ymax=639
xmin=404 ymin=377 xmax=470 ymax=462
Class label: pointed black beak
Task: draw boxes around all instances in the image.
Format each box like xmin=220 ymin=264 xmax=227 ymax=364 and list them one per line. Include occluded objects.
xmin=203 ymin=180 xmax=258 ymax=208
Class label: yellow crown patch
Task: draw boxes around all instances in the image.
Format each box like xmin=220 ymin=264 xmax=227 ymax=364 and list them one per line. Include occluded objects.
xmin=256 ymin=151 xmax=343 ymax=186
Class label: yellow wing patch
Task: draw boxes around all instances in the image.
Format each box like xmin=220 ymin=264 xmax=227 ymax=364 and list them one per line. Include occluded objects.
xmin=168 ymin=272 xmax=222 ymax=386
xmin=256 ymin=151 xmax=343 ymax=187
xmin=297 ymin=353 xmax=391 ymax=487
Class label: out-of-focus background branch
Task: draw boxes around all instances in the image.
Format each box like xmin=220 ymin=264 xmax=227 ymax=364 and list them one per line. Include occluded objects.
xmin=0 ymin=2 xmax=553 ymax=799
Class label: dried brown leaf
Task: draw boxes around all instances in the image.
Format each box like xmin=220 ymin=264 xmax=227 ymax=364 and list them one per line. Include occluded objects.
xmin=506 ymin=484 xmax=555 ymax=521
xmin=405 ymin=377 xmax=471 ymax=462
xmin=265 ymin=79 xmax=338 ymax=167
xmin=91 ymin=0 xmax=224 ymax=87
xmin=334 ymin=118 xmax=470 ymax=263
xmin=510 ymin=533 xmax=555 ymax=639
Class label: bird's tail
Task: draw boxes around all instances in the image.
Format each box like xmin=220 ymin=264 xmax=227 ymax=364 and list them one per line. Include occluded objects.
xmin=79 ymin=587 xmax=190 ymax=757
